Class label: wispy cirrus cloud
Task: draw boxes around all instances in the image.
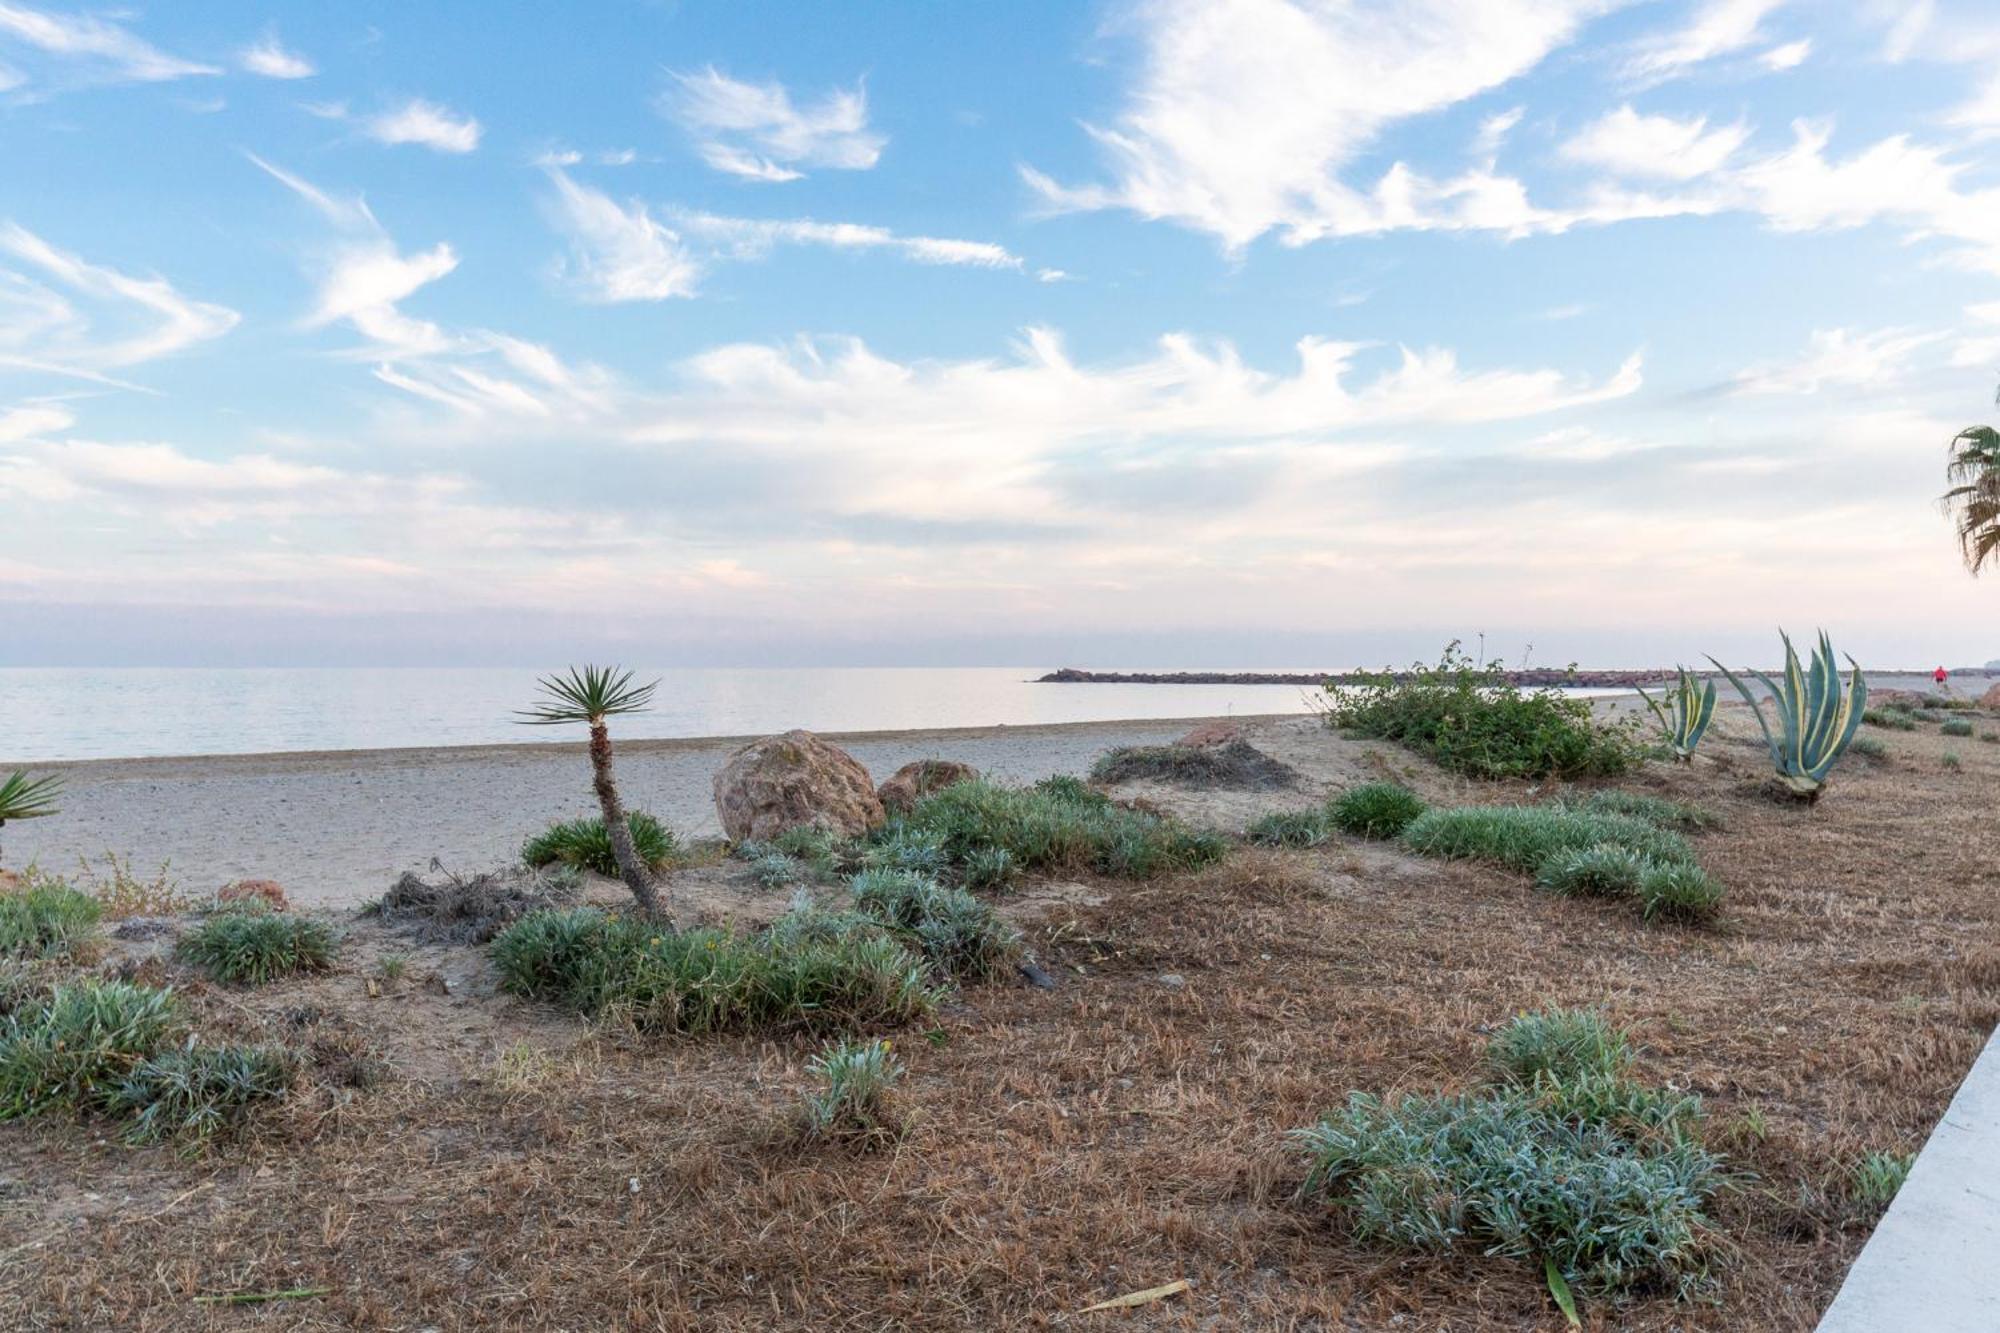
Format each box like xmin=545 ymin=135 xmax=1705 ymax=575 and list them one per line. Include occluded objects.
xmin=663 ymin=66 xmax=884 ymax=180
xmin=238 ymin=31 xmax=314 ymax=80
xmin=1561 ymin=106 xmax=1748 ymax=180
xmin=0 ymin=1 xmax=217 ymax=87
xmin=1730 ymin=326 xmax=1944 ymax=395
xmin=362 ymin=98 xmax=482 ymax=153
xmin=1622 ymin=0 xmax=1787 ymax=85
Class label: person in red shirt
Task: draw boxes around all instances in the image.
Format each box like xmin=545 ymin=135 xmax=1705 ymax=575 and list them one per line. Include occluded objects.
xmin=1935 ymin=665 xmax=1949 ymax=690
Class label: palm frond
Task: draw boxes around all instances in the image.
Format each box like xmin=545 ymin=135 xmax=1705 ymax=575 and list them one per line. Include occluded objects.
xmin=1943 ymin=420 xmax=2000 ymax=574
xmin=515 ymin=665 xmax=659 ymax=725
xmin=0 ymin=770 xmax=63 ymax=823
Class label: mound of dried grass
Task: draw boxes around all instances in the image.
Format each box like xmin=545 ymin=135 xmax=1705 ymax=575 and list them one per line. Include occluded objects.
xmin=367 ymin=864 xmax=581 ymax=944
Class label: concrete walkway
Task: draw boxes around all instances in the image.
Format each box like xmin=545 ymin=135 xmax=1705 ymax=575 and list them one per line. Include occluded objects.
xmin=1818 ymin=1023 xmax=2000 ymax=1331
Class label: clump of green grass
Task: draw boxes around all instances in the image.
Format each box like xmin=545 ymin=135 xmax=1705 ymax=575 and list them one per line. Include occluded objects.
xmin=490 ymin=908 xmax=941 ymax=1036
xmin=885 ymin=776 xmax=1226 ymax=881
xmin=1246 ymin=810 xmax=1330 ymax=848
xmin=1912 ymin=708 xmax=1947 ymax=724
xmin=522 ymin=812 xmax=675 ymax=877
xmin=1850 ymin=735 xmax=1890 ymax=762
xmin=175 ymin=908 xmax=339 ymax=985
xmin=1536 ymin=844 xmax=1649 ymax=899
xmin=747 ymin=851 xmax=802 ymax=889
xmin=1942 ymin=751 xmax=1964 ymax=770
xmin=849 ymin=869 xmax=1020 ymax=982
xmin=1090 ymin=740 xmax=1296 ymax=789
xmin=1402 ymin=804 xmax=1695 ymax=875
xmin=1327 ymin=783 xmax=1428 ymax=839
xmin=801 ymin=1036 xmax=905 ymax=1144
xmin=1638 ymin=863 xmax=1726 ymax=923
xmin=960 ymin=846 xmax=1015 ymax=891
xmin=0 ymin=880 xmax=101 ymax=960
xmin=1847 ymin=1150 xmax=1915 ymax=1212
xmin=857 ymin=828 xmax=951 ymax=878
xmin=1296 ymin=1009 xmax=1721 ymax=1304
xmin=1323 ymin=644 xmax=1643 ymax=781
xmin=1941 ymin=719 xmax=1975 ymax=737
xmin=0 ymin=980 xmax=183 ymax=1118
xmin=109 ymin=1045 xmax=295 ymax=1145
xmin=1863 ymin=708 xmax=1918 ymax=731
xmin=1982 ymin=731 xmax=2000 ymax=745
xmin=1558 ymin=788 xmax=1718 ymax=832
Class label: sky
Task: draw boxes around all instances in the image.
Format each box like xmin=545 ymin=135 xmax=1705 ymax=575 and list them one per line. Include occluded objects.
xmin=3 ymin=0 xmax=2000 ymax=669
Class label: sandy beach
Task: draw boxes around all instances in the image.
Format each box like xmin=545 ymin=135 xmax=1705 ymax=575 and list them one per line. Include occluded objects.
xmin=3 ymin=715 xmax=1266 ymax=906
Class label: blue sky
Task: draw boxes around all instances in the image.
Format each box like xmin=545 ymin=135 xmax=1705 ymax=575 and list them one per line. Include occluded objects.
xmin=4 ymin=0 xmax=2000 ymax=668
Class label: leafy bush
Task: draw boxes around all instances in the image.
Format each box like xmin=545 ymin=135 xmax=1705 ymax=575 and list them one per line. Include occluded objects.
xmin=0 ymin=981 xmax=182 ymax=1118
xmin=109 ymin=1045 xmax=295 ymax=1145
xmin=802 ymin=1036 xmax=905 ymax=1143
xmin=1558 ymin=789 xmax=1717 ymax=832
xmin=0 ymin=881 xmax=101 ymax=960
xmin=1246 ymin=810 xmax=1330 ymax=848
xmin=961 ymin=846 xmax=1015 ymax=891
xmin=1943 ymin=751 xmax=1963 ymax=771
xmin=1848 ymin=1150 xmax=1915 ymax=1212
xmin=850 ymin=869 xmax=1020 ymax=982
xmin=1911 ymin=708 xmax=1946 ymax=724
xmin=175 ymin=908 xmax=338 ymax=985
xmin=1536 ymin=845 xmax=1649 ymax=899
xmin=1327 ymin=783 xmax=1428 ymax=839
xmin=1487 ymin=1008 xmax=1631 ymax=1085
xmin=491 ymin=908 xmax=941 ymax=1036
xmin=1863 ymin=708 xmax=1916 ymax=731
xmin=1296 ymin=1011 xmax=1722 ymax=1301
xmin=1324 ymin=645 xmax=1641 ymax=781
xmin=1850 ymin=735 xmax=1890 ymax=762
xmin=522 ymin=812 xmax=675 ymax=877
xmin=747 ymin=851 xmax=801 ymax=889
xmin=1638 ymin=863 xmax=1726 ymax=923
xmin=857 ymin=828 xmax=951 ymax=877
xmin=1402 ymin=805 xmax=1694 ymax=875
xmin=1941 ymin=718 xmax=1975 ymax=737
xmin=886 ymin=777 xmax=1226 ymax=881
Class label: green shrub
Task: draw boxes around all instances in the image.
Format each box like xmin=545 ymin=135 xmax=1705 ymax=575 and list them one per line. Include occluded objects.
xmin=1850 ymin=735 xmax=1890 ymax=761
xmin=1535 ymin=844 xmax=1649 ymax=898
xmin=109 ymin=1045 xmax=295 ymax=1144
xmin=1488 ymin=1008 xmax=1632 ymax=1084
xmin=1558 ymin=789 xmax=1717 ymax=832
xmin=1324 ymin=645 xmax=1642 ymax=781
xmin=1943 ymin=751 xmax=1963 ymax=771
xmin=886 ymin=777 xmax=1226 ymax=881
xmin=522 ymin=812 xmax=675 ymax=877
xmin=747 ymin=851 xmax=801 ymax=889
xmin=175 ymin=909 xmax=338 ymax=985
xmin=961 ymin=846 xmax=1015 ymax=891
xmin=1941 ymin=719 xmax=1974 ymax=737
xmin=0 ymin=881 xmax=101 ymax=960
xmin=802 ymin=1036 xmax=905 ymax=1143
xmin=1982 ymin=732 xmax=1999 ymax=745
xmin=1327 ymin=783 xmax=1428 ymax=839
xmin=857 ymin=828 xmax=951 ymax=877
xmin=1401 ymin=805 xmax=1694 ymax=875
xmin=0 ymin=981 xmax=182 ymax=1118
xmin=490 ymin=908 xmax=940 ymax=1036
xmin=850 ymin=869 xmax=1020 ymax=982
xmin=1245 ymin=810 xmax=1330 ymax=848
xmin=1848 ymin=1150 xmax=1915 ymax=1212
xmin=1296 ymin=1011 xmax=1721 ymax=1300
xmin=1637 ymin=863 xmax=1726 ymax=924
xmin=1863 ymin=708 xmax=1917 ymax=731
xmin=1911 ymin=708 xmax=1946 ymax=724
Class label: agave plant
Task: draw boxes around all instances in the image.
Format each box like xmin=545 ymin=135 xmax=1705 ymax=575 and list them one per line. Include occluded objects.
xmin=516 ymin=666 xmax=669 ymax=919
xmin=0 ymin=770 xmax=62 ymax=873
xmin=1635 ymin=667 xmax=1716 ymax=763
xmin=1708 ymin=631 xmax=1866 ymax=803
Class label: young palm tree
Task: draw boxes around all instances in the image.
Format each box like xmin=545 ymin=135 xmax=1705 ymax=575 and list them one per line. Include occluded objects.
xmin=1943 ymin=391 xmax=2000 ymax=574
xmin=516 ymin=666 xmax=668 ymax=918
xmin=0 ymin=770 xmax=62 ymax=874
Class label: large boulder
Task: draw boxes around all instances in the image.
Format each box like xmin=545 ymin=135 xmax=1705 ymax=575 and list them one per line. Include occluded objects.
xmin=1980 ymin=683 xmax=2000 ymax=710
xmin=877 ymin=759 xmax=980 ymax=813
xmin=714 ymin=730 xmax=885 ymax=842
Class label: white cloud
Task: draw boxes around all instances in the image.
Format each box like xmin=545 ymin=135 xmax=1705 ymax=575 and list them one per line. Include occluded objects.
xmin=664 ymin=66 xmax=885 ymax=180
xmin=239 ymin=32 xmax=314 ymax=79
xmin=1562 ymin=106 xmax=1748 ymax=180
xmin=363 ymin=99 xmax=482 ymax=154
xmin=0 ymin=1 xmax=217 ymax=84
xmin=671 ymin=211 xmax=1024 ymax=271
xmin=0 ymin=400 xmax=71 ymax=442
xmin=1731 ymin=326 xmax=1943 ymax=395
xmin=542 ymin=169 xmax=701 ymax=302
xmin=1624 ymin=0 xmax=1785 ymax=84
xmin=1948 ymin=74 xmax=2000 ymax=137
xmin=1023 ymin=0 xmax=1614 ymax=250
xmin=0 ymin=224 xmax=238 ymax=377
xmin=1760 ymin=38 xmax=1811 ymax=70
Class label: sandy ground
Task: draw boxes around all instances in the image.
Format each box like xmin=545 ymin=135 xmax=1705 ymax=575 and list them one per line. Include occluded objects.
xmin=2 ymin=716 xmax=1277 ymax=906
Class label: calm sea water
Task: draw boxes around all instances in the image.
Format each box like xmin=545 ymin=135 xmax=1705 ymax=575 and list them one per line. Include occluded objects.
xmin=0 ymin=667 xmax=1336 ymax=762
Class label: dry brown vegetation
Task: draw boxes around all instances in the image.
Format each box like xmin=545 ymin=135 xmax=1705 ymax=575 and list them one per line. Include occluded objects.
xmin=2 ymin=706 xmax=1996 ymax=1330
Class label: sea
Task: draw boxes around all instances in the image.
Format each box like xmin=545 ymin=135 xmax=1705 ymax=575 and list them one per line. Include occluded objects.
xmin=0 ymin=667 xmax=1342 ymax=762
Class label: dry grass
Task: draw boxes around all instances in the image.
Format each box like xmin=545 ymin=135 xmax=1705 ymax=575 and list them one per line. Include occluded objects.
xmin=1 ymin=706 xmax=1996 ymax=1330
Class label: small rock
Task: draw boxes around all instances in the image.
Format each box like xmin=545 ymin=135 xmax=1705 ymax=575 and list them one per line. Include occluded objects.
xmin=1175 ymin=721 xmax=1243 ymax=748
xmin=111 ymin=916 xmax=178 ymax=941
xmin=1018 ymin=960 xmax=1058 ymax=989
xmin=877 ymin=759 xmax=981 ymax=813
xmin=1158 ymin=973 xmax=1187 ymax=990
xmin=218 ymin=879 xmax=288 ymax=911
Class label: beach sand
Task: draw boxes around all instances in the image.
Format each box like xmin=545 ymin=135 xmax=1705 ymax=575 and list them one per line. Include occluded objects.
xmin=2 ymin=715 xmax=1276 ymax=906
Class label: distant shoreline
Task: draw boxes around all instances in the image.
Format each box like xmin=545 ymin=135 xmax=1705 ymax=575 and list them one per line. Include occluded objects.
xmin=1037 ymin=666 xmax=2000 ymax=688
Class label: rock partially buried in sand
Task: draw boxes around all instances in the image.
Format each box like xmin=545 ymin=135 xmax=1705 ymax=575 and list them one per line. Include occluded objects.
xmin=1980 ymin=683 xmax=2000 ymax=710
xmin=713 ymin=729 xmax=885 ymax=843
xmin=1175 ymin=721 xmax=1243 ymax=748
xmin=877 ymin=759 xmax=980 ymax=813
xmin=218 ymin=878 xmax=289 ymax=910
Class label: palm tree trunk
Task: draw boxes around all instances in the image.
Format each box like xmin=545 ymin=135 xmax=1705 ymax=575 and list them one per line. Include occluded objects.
xmin=588 ymin=721 xmax=665 ymax=919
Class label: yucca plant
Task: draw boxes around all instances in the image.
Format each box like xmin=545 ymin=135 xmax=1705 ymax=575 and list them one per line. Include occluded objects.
xmin=0 ymin=770 xmax=62 ymax=873
xmin=516 ymin=666 xmax=668 ymax=919
xmin=1635 ymin=667 xmax=1715 ymax=763
xmin=1709 ymin=630 xmax=1866 ymax=803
